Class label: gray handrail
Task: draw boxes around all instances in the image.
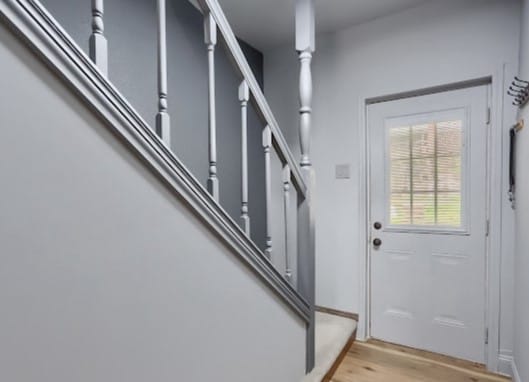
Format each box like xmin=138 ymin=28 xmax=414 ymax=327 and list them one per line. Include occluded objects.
xmin=2 ymin=0 xmax=315 ymax=370
xmin=1 ymin=0 xmax=311 ymax=322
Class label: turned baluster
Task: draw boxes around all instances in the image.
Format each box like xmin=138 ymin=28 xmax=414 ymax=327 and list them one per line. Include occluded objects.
xmin=263 ymin=125 xmax=273 ymax=259
xmin=89 ymin=0 xmax=108 ymax=76
xmin=298 ymin=50 xmax=312 ymax=168
xmin=283 ymin=164 xmax=292 ymax=283
xmin=239 ymin=81 xmax=250 ymax=235
xmin=155 ymin=0 xmax=171 ymax=146
xmin=204 ymin=13 xmax=219 ymax=201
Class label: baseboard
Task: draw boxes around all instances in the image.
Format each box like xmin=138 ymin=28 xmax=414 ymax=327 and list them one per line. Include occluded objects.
xmin=498 ymin=351 xmax=514 ymax=377
xmin=512 ymin=359 xmax=522 ymax=382
xmin=316 ymin=306 xmax=359 ymax=321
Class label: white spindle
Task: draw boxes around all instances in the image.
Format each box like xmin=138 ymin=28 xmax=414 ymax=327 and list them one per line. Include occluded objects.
xmin=89 ymin=0 xmax=108 ymax=76
xmin=205 ymin=13 xmax=219 ymax=201
xmin=155 ymin=0 xmax=171 ymax=146
xmin=239 ymin=81 xmax=250 ymax=235
xmin=298 ymin=51 xmax=312 ymax=167
xmin=296 ymin=0 xmax=315 ymax=168
xmin=283 ymin=164 xmax=292 ymax=282
xmin=263 ymin=125 xmax=273 ymax=259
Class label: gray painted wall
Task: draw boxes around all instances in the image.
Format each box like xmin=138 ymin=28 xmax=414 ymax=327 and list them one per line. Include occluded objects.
xmin=41 ymin=0 xmax=267 ymax=251
xmin=515 ymin=2 xmax=529 ymax=381
xmin=0 ymin=21 xmax=306 ymax=382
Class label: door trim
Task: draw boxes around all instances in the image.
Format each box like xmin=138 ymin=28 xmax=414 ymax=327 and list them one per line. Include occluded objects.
xmin=356 ymin=67 xmax=515 ymax=373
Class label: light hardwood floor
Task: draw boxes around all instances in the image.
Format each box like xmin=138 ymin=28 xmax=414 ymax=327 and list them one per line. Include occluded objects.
xmin=330 ymin=340 xmax=511 ymax=382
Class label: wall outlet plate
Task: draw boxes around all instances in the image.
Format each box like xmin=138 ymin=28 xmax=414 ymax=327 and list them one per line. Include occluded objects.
xmin=335 ymin=164 xmax=351 ymax=179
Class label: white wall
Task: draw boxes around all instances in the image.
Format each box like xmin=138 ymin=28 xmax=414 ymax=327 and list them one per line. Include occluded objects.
xmin=265 ymin=0 xmax=519 ymax=361
xmin=0 ymin=22 xmax=306 ymax=382
xmin=514 ymin=2 xmax=529 ymax=381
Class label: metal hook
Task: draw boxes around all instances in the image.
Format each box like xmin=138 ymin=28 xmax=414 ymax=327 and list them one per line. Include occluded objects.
xmin=511 ymin=82 xmax=527 ymax=90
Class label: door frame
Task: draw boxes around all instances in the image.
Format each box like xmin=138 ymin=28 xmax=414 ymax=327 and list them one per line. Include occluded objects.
xmin=356 ymin=65 xmax=515 ymax=373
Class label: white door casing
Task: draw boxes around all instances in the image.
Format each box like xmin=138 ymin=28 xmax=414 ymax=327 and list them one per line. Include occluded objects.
xmin=368 ymin=85 xmax=490 ymax=363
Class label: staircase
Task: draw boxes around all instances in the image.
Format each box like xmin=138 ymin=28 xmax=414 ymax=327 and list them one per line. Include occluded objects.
xmin=0 ymin=0 xmax=315 ymax=381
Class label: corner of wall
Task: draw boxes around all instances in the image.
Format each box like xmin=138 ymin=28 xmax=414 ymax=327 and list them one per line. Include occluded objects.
xmin=513 ymin=358 xmax=523 ymax=382
xmin=498 ymin=350 xmax=514 ymax=377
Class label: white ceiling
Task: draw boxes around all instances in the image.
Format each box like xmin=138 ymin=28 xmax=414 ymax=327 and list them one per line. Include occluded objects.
xmin=217 ymin=0 xmax=431 ymax=51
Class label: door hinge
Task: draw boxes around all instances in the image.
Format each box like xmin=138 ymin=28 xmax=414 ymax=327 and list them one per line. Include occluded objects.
xmin=485 ymin=328 xmax=489 ymax=345
xmin=486 ymin=107 xmax=491 ymax=125
xmin=486 ymin=219 xmax=490 ymax=237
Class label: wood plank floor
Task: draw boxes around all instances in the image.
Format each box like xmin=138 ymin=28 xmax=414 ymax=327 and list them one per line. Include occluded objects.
xmin=330 ymin=340 xmax=511 ymax=382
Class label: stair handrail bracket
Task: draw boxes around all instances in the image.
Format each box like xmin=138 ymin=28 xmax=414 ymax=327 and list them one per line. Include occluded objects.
xmin=0 ymin=0 xmax=310 ymax=322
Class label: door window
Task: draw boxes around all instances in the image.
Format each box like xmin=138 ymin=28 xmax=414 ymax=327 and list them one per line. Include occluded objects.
xmin=387 ymin=110 xmax=466 ymax=229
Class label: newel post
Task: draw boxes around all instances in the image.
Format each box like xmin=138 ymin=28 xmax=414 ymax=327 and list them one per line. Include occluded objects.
xmin=296 ymin=0 xmax=315 ymax=169
xmin=89 ymin=0 xmax=108 ymax=76
xmin=296 ymin=0 xmax=316 ymax=373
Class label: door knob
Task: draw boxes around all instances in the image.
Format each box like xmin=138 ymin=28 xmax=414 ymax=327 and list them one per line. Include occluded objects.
xmin=374 ymin=222 xmax=382 ymax=230
xmin=373 ymin=238 xmax=382 ymax=247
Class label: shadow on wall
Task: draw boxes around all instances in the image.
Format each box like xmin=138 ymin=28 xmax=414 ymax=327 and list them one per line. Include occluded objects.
xmin=40 ymin=0 xmax=267 ymax=251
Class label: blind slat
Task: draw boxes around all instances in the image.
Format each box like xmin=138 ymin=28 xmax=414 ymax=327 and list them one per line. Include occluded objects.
xmin=389 ymin=120 xmax=463 ymax=227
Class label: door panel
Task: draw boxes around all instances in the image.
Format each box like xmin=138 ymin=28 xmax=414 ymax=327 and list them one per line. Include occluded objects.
xmin=368 ymin=85 xmax=489 ymax=363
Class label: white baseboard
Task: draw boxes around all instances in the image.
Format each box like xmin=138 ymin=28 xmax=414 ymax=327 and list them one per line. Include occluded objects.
xmin=512 ymin=359 xmax=522 ymax=382
xmin=497 ymin=353 xmax=522 ymax=382
xmin=498 ymin=351 xmax=514 ymax=377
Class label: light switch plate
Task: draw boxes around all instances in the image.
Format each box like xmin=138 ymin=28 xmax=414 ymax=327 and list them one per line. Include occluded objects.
xmin=335 ymin=164 xmax=351 ymax=179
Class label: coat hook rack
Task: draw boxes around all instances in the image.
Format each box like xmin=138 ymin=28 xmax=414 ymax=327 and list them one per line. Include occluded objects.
xmin=508 ymin=76 xmax=529 ymax=107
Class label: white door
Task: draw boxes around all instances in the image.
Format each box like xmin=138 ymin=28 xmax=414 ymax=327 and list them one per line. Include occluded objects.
xmin=368 ymin=85 xmax=490 ymax=363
